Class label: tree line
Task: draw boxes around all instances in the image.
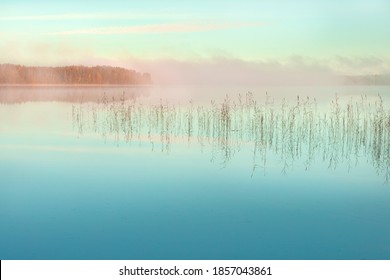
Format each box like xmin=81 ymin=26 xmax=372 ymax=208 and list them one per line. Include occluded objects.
xmin=0 ymin=64 xmax=152 ymax=85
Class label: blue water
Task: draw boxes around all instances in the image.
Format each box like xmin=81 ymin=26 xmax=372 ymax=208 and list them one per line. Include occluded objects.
xmin=1 ymin=86 xmax=390 ymax=260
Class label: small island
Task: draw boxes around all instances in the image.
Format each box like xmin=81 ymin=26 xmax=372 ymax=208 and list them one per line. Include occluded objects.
xmin=0 ymin=64 xmax=152 ymax=85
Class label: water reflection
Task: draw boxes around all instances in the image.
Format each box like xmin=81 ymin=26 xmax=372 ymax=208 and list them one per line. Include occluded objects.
xmin=72 ymin=92 xmax=390 ymax=183
xmin=0 ymin=85 xmax=150 ymax=103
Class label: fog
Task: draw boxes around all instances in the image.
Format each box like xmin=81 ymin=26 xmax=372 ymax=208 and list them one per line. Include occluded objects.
xmin=78 ymin=57 xmax=343 ymax=86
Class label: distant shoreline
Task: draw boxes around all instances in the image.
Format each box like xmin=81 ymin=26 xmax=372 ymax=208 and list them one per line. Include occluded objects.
xmin=0 ymin=84 xmax=152 ymax=87
xmin=0 ymin=64 xmax=152 ymax=85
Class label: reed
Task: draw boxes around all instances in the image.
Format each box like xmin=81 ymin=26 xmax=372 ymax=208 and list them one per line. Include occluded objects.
xmin=72 ymin=92 xmax=390 ymax=182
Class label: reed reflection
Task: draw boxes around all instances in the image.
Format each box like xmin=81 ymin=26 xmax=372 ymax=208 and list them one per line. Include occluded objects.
xmin=72 ymin=93 xmax=390 ymax=183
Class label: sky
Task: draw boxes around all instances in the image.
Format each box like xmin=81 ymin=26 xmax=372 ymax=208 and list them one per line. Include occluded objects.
xmin=0 ymin=0 xmax=389 ymax=84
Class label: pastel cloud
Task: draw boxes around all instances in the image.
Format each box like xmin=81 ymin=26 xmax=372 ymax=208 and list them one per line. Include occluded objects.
xmin=51 ymin=22 xmax=262 ymax=35
xmin=0 ymin=12 xmax=184 ymax=21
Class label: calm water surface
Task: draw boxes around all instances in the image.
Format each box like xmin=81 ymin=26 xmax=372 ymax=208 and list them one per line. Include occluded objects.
xmin=0 ymin=85 xmax=389 ymax=259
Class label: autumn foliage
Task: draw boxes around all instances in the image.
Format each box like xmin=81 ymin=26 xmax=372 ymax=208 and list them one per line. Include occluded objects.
xmin=0 ymin=64 xmax=152 ymax=85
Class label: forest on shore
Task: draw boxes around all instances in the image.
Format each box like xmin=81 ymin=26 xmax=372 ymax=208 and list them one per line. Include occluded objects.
xmin=0 ymin=64 xmax=152 ymax=85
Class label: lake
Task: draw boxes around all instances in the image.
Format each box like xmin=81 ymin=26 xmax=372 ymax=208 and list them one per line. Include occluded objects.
xmin=0 ymin=85 xmax=389 ymax=259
